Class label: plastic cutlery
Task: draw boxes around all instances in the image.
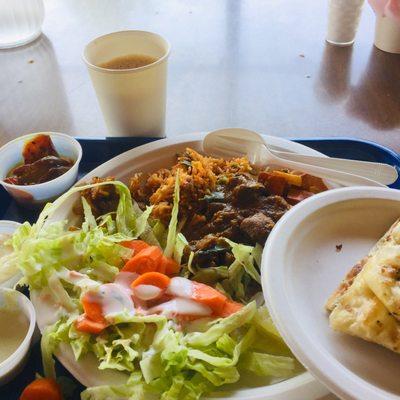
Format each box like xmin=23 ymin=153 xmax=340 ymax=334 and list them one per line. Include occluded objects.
xmin=203 ymin=128 xmax=398 ymax=185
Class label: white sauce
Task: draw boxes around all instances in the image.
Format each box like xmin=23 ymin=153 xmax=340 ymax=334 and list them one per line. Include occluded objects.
xmin=114 ymin=271 xmax=138 ymax=290
xmin=147 ymin=298 xmax=212 ymax=318
xmin=166 ymin=277 xmax=193 ymax=298
xmin=0 ymin=308 xmax=29 ymax=363
xmin=60 ymin=270 xmax=99 ymax=290
xmin=97 ymin=283 xmax=135 ymax=318
xmin=133 ymin=284 xmax=162 ymax=301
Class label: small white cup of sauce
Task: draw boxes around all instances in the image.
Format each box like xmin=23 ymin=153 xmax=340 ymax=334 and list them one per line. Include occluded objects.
xmin=0 ymin=220 xmax=22 ymax=288
xmin=0 ymin=288 xmax=36 ymax=385
xmin=0 ymin=132 xmax=82 ymax=207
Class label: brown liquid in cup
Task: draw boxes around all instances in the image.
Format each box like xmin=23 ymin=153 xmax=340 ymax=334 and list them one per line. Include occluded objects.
xmin=99 ymin=54 xmax=158 ymax=69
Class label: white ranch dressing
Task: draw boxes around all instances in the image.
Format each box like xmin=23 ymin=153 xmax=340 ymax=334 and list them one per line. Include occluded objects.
xmin=166 ymin=277 xmax=193 ymax=298
xmin=59 ymin=269 xmax=99 ymax=290
xmin=97 ymin=283 xmax=135 ymax=318
xmin=114 ymin=271 xmax=138 ymax=290
xmin=133 ymin=284 xmax=162 ymax=301
xmin=0 ymin=307 xmax=29 ymax=363
xmin=147 ymin=298 xmax=212 ymax=318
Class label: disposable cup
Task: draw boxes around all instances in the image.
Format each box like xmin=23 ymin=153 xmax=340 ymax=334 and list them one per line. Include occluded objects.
xmin=374 ymin=16 xmax=400 ymax=54
xmin=83 ymin=30 xmax=170 ymax=138
xmin=326 ymin=0 xmax=364 ymax=46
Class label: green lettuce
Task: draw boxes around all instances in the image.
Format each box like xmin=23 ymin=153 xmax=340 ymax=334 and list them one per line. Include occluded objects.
xmin=164 ymin=171 xmax=180 ymax=258
xmin=4 ymin=180 xmax=299 ymax=400
xmin=41 ymin=301 xmax=297 ymax=400
xmin=224 ymin=239 xmax=261 ymax=284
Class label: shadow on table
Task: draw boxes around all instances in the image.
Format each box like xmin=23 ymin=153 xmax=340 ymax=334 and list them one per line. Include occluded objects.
xmin=346 ymin=46 xmax=400 ymax=130
xmin=315 ymin=43 xmax=353 ymax=103
xmin=0 ymin=34 xmax=73 ymax=141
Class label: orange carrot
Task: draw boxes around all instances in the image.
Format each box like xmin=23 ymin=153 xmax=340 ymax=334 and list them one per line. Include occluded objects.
xmin=20 ymin=378 xmax=62 ymax=400
xmin=131 ymin=271 xmax=171 ymax=290
xmin=219 ymin=300 xmax=243 ymax=317
xmin=160 ymin=255 xmax=181 ymax=275
xmin=75 ymin=315 xmax=108 ymax=334
xmin=81 ymin=292 xmax=105 ymax=323
xmin=192 ymin=282 xmax=228 ymax=315
xmin=122 ymin=246 xmax=163 ymax=274
xmin=121 ymin=240 xmax=150 ymax=255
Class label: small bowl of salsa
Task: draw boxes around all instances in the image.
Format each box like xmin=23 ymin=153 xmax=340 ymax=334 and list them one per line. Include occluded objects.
xmin=0 ymin=132 xmax=82 ymax=206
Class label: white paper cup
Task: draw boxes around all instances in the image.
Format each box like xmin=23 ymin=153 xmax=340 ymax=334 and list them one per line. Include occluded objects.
xmin=326 ymin=0 xmax=364 ymax=46
xmin=374 ymin=16 xmax=400 ymax=54
xmin=83 ymin=30 xmax=170 ymax=138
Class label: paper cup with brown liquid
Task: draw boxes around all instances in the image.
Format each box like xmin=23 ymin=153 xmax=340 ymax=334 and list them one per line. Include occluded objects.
xmin=83 ymin=30 xmax=170 ymax=137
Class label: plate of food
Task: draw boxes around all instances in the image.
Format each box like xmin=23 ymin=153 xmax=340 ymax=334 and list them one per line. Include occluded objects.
xmin=2 ymin=132 xmax=338 ymax=400
xmin=264 ymin=186 xmax=400 ymax=400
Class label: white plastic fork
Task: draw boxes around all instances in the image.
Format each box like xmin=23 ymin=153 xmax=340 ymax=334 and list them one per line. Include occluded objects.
xmin=203 ymin=128 xmax=398 ymax=186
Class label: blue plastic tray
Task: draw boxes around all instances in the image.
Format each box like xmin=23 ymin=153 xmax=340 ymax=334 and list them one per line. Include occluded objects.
xmin=1 ymin=136 xmax=400 ymax=399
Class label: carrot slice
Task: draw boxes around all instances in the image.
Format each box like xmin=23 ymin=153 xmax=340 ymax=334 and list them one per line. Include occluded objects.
xmin=75 ymin=315 xmax=108 ymax=334
xmin=131 ymin=271 xmax=171 ymax=290
xmin=121 ymin=240 xmax=150 ymax=255
xmin=20 ymin=378 xmax=62 ymax=400
xmin=219 ymin=300 xmax=243 ymax=317
xmin=192 ymin=282 xmax=228 ymax=315
xmin=122 ymin=246 xmax=163 ymax=274
xmin=160 ymin=255 xmax=181 ymax=275
xmin=81 ymin=292 xmax=105 ymax=323
xmin=271 ymin=170 xmax=302 ymax=187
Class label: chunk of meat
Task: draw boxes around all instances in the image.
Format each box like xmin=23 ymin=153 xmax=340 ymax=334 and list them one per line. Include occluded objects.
xmin=232 ymin=182 xmax=267 ymax=206
xmin=286 ymin=188 xmax=313 ymax=205
xmin=22 ymin=134 xmax=59 ymax=164
xmin=257 ymin=195 xmax=291 ymax=222
xmin=240 ymin=212 xmax=275 ymax=245
xmin=190 ymin=235 xmax=234 ymax=268
xmin=79 ymin=176 xmax=120 ymax=217
xmin=258 ymin=172 xmax=287 ymax=196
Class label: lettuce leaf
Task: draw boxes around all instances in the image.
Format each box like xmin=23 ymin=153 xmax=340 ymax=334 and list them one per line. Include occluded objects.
xmin=5 ymin=181 xmax=299 ymax=400
xmin=164 ymin=171 xmax=180 ymax=258
xmin=224 ymin=239 xmax=261 ymax=284
xmin=239 ymin=352 xmax=295 ymax=378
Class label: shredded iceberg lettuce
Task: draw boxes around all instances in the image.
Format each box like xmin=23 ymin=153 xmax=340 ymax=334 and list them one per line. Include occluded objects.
xmin=3 ymin=180 xmax=300 ymax=400
xmin=42 ymin=300 xmax=296 ymax=400
xmin=164 ymin=171 xmax=180 ymax=258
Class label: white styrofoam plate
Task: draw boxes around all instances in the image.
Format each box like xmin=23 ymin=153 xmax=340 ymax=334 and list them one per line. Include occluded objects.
xmin=31 ymin=132 xmax=332 ymax=399
xmin=263 ymin=187 xmax=400 ymax=400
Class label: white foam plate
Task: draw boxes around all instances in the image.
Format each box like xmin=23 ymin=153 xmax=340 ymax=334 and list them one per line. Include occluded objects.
xmin=32 ymin=132 xmax=332 ymax=399
xmin=263 ymin=187 xmax=400 ymax=400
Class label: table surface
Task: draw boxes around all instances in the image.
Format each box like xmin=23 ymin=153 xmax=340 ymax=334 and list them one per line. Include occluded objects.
xmin=0 ymin=0 xmax=400 ymax=152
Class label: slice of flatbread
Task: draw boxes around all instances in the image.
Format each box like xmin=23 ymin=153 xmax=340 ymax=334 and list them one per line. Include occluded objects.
xmin=326 ymin=219 xmax=400 ymax=312
xmin=363 ymin=244 xmax=400 ymax=321
xmin=329 ymin=270 xmax=400 ymax=353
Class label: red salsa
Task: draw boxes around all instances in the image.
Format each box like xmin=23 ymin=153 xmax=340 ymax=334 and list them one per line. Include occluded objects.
xmin=4 ymin=134 xmax=74 ymax=186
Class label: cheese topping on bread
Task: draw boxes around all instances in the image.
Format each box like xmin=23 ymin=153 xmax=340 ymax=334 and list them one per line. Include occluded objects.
xmin=327 ymin=219 xmax=400 ymax=353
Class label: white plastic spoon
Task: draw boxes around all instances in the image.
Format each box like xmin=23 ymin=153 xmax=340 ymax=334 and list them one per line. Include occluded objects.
xmin=203 ymin=128 xmax=397 ymax=186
